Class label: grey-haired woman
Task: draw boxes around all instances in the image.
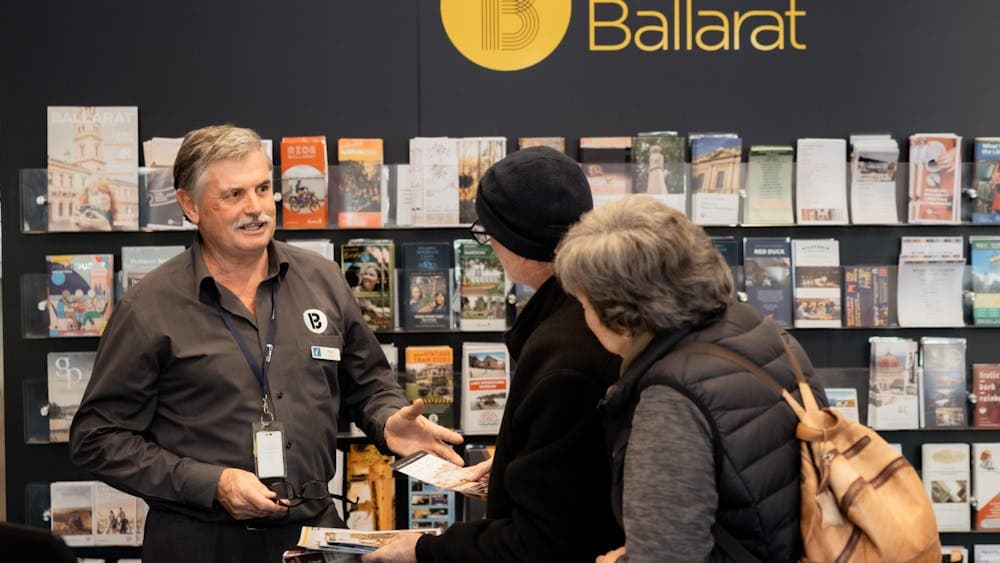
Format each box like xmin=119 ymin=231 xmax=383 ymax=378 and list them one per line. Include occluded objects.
xmin=555 ymin=196 xmax=825 ymax=562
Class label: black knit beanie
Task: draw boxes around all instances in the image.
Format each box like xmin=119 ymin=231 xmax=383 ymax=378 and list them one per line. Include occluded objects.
xmin=474 ymin=146 xmax=593 ymax=262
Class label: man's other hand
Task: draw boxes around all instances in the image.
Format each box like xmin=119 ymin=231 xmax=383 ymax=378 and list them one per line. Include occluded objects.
xmin=215 ymin=468 xmax=287 ymax=520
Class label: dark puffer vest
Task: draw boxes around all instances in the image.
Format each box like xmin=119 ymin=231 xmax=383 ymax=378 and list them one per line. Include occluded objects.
xmin=599 ymin=302 xmax=826 ymax=561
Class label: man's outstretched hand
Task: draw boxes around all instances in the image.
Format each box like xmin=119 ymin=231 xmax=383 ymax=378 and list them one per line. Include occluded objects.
xmin=385 ymin=399 xmax=464 ymax=465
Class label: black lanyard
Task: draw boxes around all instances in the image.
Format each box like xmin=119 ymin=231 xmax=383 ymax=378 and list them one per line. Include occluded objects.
xmin=216 ymin=281 xmax=278 ymax=407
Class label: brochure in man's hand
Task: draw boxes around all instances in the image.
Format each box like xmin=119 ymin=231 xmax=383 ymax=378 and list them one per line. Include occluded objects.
xmin=297 ymin=526 xmax=440 ymax=556
xmin=391 ymin=450 xmax=489 ymax=500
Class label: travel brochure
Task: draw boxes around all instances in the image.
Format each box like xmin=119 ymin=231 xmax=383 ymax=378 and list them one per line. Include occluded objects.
xmin=297 ymin=526 xmax=440 ymax=556
xmin=30 ymin=112 xmax=1000 ymax=230
xmin=391 ymin=450 xmax=488 ymax=500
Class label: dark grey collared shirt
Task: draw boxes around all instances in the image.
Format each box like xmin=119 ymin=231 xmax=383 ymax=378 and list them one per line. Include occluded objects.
xmin=70 ymin=237 xmax=408 ymax=524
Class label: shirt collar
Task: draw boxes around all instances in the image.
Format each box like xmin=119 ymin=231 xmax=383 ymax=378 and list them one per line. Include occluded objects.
xmin=191 ymin=235 xmax=289 ymax=299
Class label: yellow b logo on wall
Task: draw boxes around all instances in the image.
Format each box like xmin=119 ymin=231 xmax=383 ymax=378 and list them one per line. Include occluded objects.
xmin=441 ymin=0 xmax=571 ymax=71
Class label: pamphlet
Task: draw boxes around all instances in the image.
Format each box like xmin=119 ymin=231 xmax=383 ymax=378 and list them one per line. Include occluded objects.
xmin=391 ymin=450 xmax=488 ymax=499
xmin=922 ymin=443 xmax=971 ymax=532
xmin=690 ymin=133 xmax=742 ymax=225
xmin=896 ymin=237 xmax=965 ymax=327
xmin=795 ymin=138 xmax=848 ymax=224
xmin=849 ymin=134 xmax=900 ymax=224
xmin=297 ymin=526 xmax=439 ymax=555
xmin=825 ymin=388 xmax=860 ymax=423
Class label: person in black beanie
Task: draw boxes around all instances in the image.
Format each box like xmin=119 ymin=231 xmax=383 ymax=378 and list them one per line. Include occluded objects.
xmin=366 ymin=146 xmax=625 ymax=563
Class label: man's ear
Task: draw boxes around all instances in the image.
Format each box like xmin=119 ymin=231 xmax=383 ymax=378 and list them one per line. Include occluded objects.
xmin=175 ymin=189 xmax=199 ymax=224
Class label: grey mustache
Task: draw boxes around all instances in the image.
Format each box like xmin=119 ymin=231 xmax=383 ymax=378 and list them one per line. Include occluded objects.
xmin=233 ymin=213 xmax=274 ymax=229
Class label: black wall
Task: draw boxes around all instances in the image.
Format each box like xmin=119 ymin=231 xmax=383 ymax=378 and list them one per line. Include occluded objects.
xmin=3 ymin=0 xmax=1000 ymax=552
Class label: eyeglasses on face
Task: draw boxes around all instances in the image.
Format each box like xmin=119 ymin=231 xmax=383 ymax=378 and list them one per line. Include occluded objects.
xmin=470 ymin=220 xmax=491 ymax=245
xmin=270 ymin=480 xmax=359 ymax=510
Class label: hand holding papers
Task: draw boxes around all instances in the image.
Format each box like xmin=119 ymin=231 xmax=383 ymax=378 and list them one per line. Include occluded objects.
xmin=391 ymin=450 xmax=489 ymax=500
xmin=297 ymin=526 xmax=438 ymax=556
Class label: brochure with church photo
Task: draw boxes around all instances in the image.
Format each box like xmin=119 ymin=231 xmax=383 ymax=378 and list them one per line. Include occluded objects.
xmin=47 ymin=106 xmax=139 ymax=232
xmin=690 ymin=132 xmax=741 ymax=225
xmin=867 ymin=337 xmax=919 ymax=430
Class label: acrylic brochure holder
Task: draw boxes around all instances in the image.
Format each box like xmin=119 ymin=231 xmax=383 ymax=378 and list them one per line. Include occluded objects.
xmin=19 ymin=162 xmax=990 ymax=231
xmin=20 ymin=167 xmax=195 ymax=233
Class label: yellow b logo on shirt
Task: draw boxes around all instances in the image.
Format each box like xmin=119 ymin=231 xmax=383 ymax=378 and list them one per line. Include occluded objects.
xmin=440 ymin=0 xmax=572 ymax=71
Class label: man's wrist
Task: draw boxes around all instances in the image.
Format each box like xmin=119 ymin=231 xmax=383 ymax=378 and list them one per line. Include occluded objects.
xmin=181 ymin=461 xmax=227 ymax=509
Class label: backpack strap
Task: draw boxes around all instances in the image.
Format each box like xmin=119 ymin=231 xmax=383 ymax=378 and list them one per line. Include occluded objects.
xmin=668 ymin=338 xmax=819 ymax=562
xmin=678 ymin=341 xmax=818 ymax=418
xmin=711 ymin=523 xmax=762 ymax=563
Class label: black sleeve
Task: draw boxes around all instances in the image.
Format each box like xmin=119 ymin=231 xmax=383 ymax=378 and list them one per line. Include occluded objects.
xmin=415 ymin=371 xmax=621 ymax=562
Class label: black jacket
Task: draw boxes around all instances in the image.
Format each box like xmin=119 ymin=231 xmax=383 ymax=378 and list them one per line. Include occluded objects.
xmin=601 ymin=302 xmax=826 ymax=562
xmin=416 ymin=277 xmax=624 ymax=562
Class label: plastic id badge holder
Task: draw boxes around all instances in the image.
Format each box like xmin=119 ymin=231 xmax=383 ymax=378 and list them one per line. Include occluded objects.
xmin=252 ymin=421 xmax=287 ymax=479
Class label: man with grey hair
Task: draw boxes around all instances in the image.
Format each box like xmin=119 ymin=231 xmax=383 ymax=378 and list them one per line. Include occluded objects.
xmin=70 ymin=124 xmax=463 ymax=563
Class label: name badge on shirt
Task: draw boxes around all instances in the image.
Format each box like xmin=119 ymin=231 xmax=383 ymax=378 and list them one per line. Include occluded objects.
xmin=311 ymin=345 xmax=341 ymax=361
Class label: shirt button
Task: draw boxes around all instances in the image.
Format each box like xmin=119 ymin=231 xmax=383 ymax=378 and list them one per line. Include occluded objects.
xmin=286 ymin=441 xmax=292 ymax=449
xmin=276 ymin=391 xmax=284 ymax=399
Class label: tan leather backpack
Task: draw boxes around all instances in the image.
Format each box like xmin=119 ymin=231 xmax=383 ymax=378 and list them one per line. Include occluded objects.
xmin=681 ymin=341 xmax=941 ymax=563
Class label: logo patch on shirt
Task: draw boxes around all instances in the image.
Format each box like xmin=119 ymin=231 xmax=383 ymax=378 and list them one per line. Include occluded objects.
xmin=311 ymin=346 xmax=341 ymax=361
xmin=303 ymin=309 xmax=328 ymax=334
